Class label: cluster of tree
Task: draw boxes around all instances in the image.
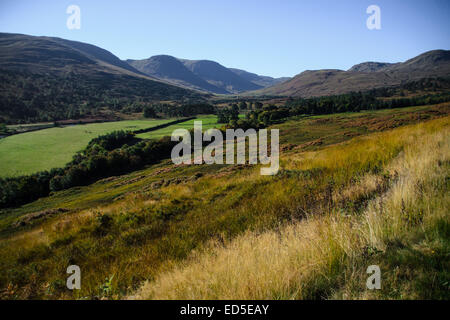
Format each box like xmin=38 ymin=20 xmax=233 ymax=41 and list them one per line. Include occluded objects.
xmin=359 ymin=77 xmax=449 ymax=98
xmin=394 ymin=77 xmax=450 ymax=94
xmin=286 ymin=91 xmax=450 ymax=115
xmin=148 ymin=103 xmax=215 ymax=118
xmin=0 ymin=170 xmax=56 ymax=208
xmin=86 ymin=131 xmax=137 ymax=151
xmin=217 ymin=105 xmax=239 ymax=123
xmin=0 ymin=123 xmax=7 ymax=135
xmin=120 ymin=102 xmax=144 ymax=114
xmin=223 ymin=90 xmax=450 ymax=130
xmin=0 ymin=131 xmax=178 ymax=208
xmin=143 ymin=106 xmax=158 ymax=118
xmin=0 ymin=69 xmax=204 ymax=124
xmin=223 ymin=104 xmax=289 ymax=129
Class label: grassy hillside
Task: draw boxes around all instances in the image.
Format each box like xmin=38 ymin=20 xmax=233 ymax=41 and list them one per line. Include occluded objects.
xmin=137 ymin=119 xmax=449 ymax=299
xmin=0 ymin=104 xmax=448 ymax=299
xmin=0 ymin=119 xmax=175 ymax=177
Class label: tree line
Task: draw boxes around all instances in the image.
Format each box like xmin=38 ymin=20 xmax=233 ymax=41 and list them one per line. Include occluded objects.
xmin=144 ymin=103 xmax=215 ymax=118
xmin=0 ymin=131 xmax=179 ymax=208
xmin=221 ymin=91 xmax=450 ymax=130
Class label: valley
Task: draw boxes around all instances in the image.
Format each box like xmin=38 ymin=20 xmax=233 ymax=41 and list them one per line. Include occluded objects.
xmin=0 ymin=103 xmax=448 ymax=299
xmin=0 ymin=13 xmax=449 ymax=303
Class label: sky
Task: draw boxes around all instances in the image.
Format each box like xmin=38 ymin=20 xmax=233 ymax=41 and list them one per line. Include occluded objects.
xmin=0 ymin=0 xmax=449 ymax=78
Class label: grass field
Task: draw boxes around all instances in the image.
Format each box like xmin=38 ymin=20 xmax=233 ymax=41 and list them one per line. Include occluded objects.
xmin=0 ymin=119 xmax=176 ymax=177
xmin=0 ymin=104 xmax=448 ymax=300
xmin=136 ymin=115 xmax=227 ymax=139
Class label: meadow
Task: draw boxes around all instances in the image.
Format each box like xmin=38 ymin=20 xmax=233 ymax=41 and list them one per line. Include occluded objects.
xmin=0 ymin=104 xmax=448 ymax=300
xmin=0 ymin=119 xmax=176 ymax=177
xmin=135 ymin=115 xmax=220 ymax=139
xmin=0 ymin=115 xmax=225 ymax=178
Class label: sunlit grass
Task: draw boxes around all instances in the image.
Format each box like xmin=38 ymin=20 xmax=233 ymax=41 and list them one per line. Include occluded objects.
xmin=135 ymin=117 xmax=449 ymax=299
xmin=0 ymin=107 xmax=448 ymax=299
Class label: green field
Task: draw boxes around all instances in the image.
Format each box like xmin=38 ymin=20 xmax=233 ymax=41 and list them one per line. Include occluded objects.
xmin=0 ymin=119 xmax=175 ymax=177
xmin=136 ymin=115 xmax=222 ymax=139
xmin=0 ymin=115 xmax=228 ymax=177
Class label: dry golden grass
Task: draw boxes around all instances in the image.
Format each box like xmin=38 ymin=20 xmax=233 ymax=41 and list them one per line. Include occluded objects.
xmin=1 ymin=115 xmax=448 ymax=299
xmin=134 ymin=117 xmax=449 ymax=300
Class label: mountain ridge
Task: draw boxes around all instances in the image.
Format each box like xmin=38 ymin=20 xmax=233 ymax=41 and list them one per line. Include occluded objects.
xmin=250 ymin=50 xmax=450 ymax=97
xmin=0 ymin=33 xmax=204 ymax=123
xmin=127 ymin=55 xmax=290 ymax=94
xmin=127 ymin=55 xmax=228 ymax=94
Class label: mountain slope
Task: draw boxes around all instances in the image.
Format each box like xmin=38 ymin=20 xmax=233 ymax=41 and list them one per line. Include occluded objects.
xmin=0 ymin=33 xmax=203 ymax=123
xmin=50 ymin=37 xmax=147 ymax=76
xmin=0 ymin=33 xmax=147 ymax=77
xmin=127 ymin=55 xmax=228 ymax=94
xmin=127 ymin=54 xmax=293 ymax=94
xmin=180 ymin=59 xmax=263 ymax=93
xmin=228 ymin=68 xmax=290 ymax=87
xmin=251 ymin=50 xmax=450 ymax=97
xmin=347 ymin=62 xmax=396 ymax=72
xmin=129 ymin=55 xmax=266 ymax=94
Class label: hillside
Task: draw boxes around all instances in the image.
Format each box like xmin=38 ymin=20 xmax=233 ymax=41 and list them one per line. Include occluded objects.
xmin=0 ymin=104 xmax=448 ymax=299
xmin=0 ymin=33 xmax=204 ymax=123
xmin=128 ymin=55 xmax=271 ymax=94
xmin=347 ymin=62 xmax=396 ymax=72
xmin=228 ymin=68 xmax=290 ymax=87
xmin=180 ymin=59 xmax=262 ymax=93
xmin=250 ymin=50 xmax=450 ymax=97
xmin=127 ymin=55 xmax=228 ymax=94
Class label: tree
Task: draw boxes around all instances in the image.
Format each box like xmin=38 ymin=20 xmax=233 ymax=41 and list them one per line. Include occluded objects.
xmin=0 ymin=123 xmax=7 ymax=134
xmin=254 ymin=102 xmax=263 ymax=110
xmin=143 ymin=106 xmax=157 ymax=118
xmin=217 ymin=110 xmax=228 ymax=123
xmin=230 ymin=106 xmax=239 ymax=121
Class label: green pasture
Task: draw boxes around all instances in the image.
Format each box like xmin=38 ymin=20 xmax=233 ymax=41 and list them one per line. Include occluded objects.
xmin=136 ymin=115 xmax=222 ymax=139
xmin=0 ymin=119 xmax=175 ymax=177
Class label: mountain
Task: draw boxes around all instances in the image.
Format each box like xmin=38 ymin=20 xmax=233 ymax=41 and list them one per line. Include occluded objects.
xmin=0 ymin=33 xmax=149 ymax=77
xmin=0 ymin=33 xmax=203 ymax=123
xmin=228 ymin=68 xmax=290 ymax=87
xmin=127 ymin=55 xmax=228 ymax=94
xmin=128 ymin=55 xmax=275 ymax=94
xmin=179 ymin=59 xmax=262 ymax=93
xmin=250 ymin=50 xmax=450 ymax=97
xmin=347 ymin=62 xmax=396 ymax=72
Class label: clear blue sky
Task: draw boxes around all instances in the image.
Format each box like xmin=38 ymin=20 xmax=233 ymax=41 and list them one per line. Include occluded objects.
xmin=0 ymin=0 xmax=449 ymax=77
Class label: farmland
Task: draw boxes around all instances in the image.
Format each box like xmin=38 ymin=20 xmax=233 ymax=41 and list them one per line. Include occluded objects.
xmin=136 ymin=115 xmax=220 ymax=139
xmin=0 ymin=115 xmax=229 ymax=177
xmin=0 ymin=119 xmax=175 ymax=177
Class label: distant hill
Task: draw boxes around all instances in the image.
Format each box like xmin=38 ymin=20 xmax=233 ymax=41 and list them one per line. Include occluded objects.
xmin=228 ymin=68 xmax=290 ymax=88
xmin=180 ymin=59 xmax=262 ymax=93
xmin=128 ymin=55 xmax=285 ymax=94
xmin=0 ymin=33 xmax=203 ymax=123
xmin=127 ymin=55 xmax=228 ymax=94
xmin=249 ymin=50 xmax=450 ymax=97
xmin=347 ymin=62 xmax=396 ymax=72
xmin=0 ymin=33 xmax=149 ymax=77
